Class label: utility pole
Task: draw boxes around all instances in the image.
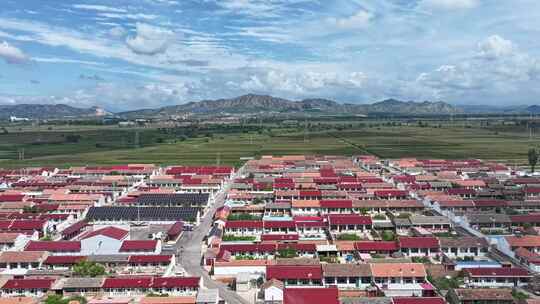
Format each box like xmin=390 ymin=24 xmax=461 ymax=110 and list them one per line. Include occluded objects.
xmin=304 ymin=118 xmax=308 ymax=143
xmin=134 ymin=131 xmax=140 ymax=148
xmin=216 ymin=152 xmax=221 ymax=166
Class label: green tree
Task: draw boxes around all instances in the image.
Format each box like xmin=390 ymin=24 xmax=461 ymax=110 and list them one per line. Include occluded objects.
xmin=529 ymin=148 xmax=538 ymax=173
xmin=73 ymin=260 xmax=106 ymax=277
xmin=277 ymin=247 xmax=298 ymax=258
xmin=23 ymin=205 xmax=39 ymax=213
xmin=45 ymin=295 xmax=87 ymax=304
xmin=381 ymin=230 xmax=396 ymax=241
xmin=65 ymin=134 xmax=81 ymax=143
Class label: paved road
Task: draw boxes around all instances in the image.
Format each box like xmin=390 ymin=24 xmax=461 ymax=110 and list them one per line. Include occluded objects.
xmin=176 ymin=165 xmax=251 ymax=304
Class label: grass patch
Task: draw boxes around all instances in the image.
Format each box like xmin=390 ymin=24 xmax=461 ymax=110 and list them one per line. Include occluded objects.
xmin=222 ymin=235 xmax=256 ymax=242
xmin=337 ymin=233 xmax=361 ymax=241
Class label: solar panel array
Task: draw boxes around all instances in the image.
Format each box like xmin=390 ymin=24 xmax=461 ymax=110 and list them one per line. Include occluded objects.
xmin=86 ymin=207 xmax=198 ymax=221
xmin=136 ymin=193 xmax=209 ymax=207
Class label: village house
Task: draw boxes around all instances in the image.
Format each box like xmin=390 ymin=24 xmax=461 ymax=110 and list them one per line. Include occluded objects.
xmin=0 ymin=251 xmax=48 ymax=272
xmin=223 ymin=220 xmax=263 ymax=237
xmin=326 ymin=214 xmax=372 ymax=235
xmin=79 ymin=226 xmax=129 ymax=255
xmin=293 ymin=216 xmax=326 ymax=240
xmin=266 ymin=265 xmax=323 ymax=287
xmin=0 ymin=279 xmax=55 ymax=297
xmin=439 ymin=237 xmax=489 ymax=259
xmin=322 ymin=263 xmax=372 ymax=289
xmin=463 ymin=267 xmax=531 ymax=288
xmin=370 ymin=263 xmax=430 ymax=297
xmin=409 ymin=216 xmax=452 ymax=233
xmin=290 ymin=200 xmax=320 ymax=216
xmin=504 ymin=235 xmax=540 ymax=253
xmin=398 ymin=237 xmax=440 ymax=257
xmin=446 ymin=288 xmax=514 ymax=304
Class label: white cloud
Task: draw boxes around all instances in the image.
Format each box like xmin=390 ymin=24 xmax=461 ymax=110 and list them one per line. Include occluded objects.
xmin=327 ymin=10 xmax=372 ymax=30
xmin=416 ymin=35 xmax=540 ymax=100
xmin=478 ymin=35 xmax=515 ymax=59
xmin=72 ymin=4 xmax=127 ymax=13
xmin=98 ymin=13 xmax=158 ymax=21
xmin=418 ymin=0 xmax=479 ymax=11
xmin=108 ymin=26 xmax=126 ymax=38
xmin=33 ymin=57 xmax=104 ymax=66
xmin=0 ymin=80 xmax=195 ymax=111
xmin=0 ymin=41 xmax=28 ymax=64
xmin=125 ymin=23 xmax=174 ymax=55
xmin=236 ymin=68 xmax=368 ymax=96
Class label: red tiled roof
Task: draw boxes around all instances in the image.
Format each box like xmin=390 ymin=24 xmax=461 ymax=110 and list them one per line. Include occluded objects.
xmin=102 ymin=276 xmax=200 ymax=289
xmin=44 ymin=255 xmax=86 ymax=265
xmin=319 ymin=200 xmax=353 ymax=208
xmin=2 ymin=279 xmax=55 ymax=289
xmin=264 ymin=221 xmax=296 ymax=229
xmin=61 ymin=220 xmax=88 ymax=236
xmin=225 ymin=220 xmax=263 ymax=229
xmin=166 ymin=166 xmax=232 ymax=175
xmin=393 ymin=176 xmax=416 ymax=183
xmin=9 ymin=220 xmax=46 ymax=230
xmin=298 ymin=190 xmax=322 ymax=197
xmin=152 ymin=277 xmax=199 ymax=288
xmin=274 ymin=183 xmax=296 ymax=189
xmin=128 ymin=255 xmax=173 ymax=264
xmin=119 ymin=240 xmax=157 ymax=252
xmin=283 ymin=287 xmax=339 ymax=304
xmin=0 ymin=194 xmax=25 ymax=202
xmin=398 ymin=237 xmax=439 ymax=249
xmin=473 ymin=200 xmax=508 ymax=207
xmin=167 ymin=221 xmax=184 ymax=237
xmin=25 ymin=241 xmax=81 ymax=252
xmin=266 ymin=265 xmax=322 ymax=280
xmin=327 ymin=214 xmax=372 ymax=226
xmin=510 ymin=214 xmax=540 ymax=223
xmin=393 ymin=297 xmax=446 ymax=304
xmin=374 ymin=190 xmax=408 ymax=197
xmin=81 ymin=226 xmax=128 ymax=240
xmin=103 ymin=277 xmax=153 ymax=288
xmin=465 ymin=267 xmax=530 ymax=277
xmin=354 ymin=241 xmax=399 ymax=252
xmin=446 ymin=188 xmax=476 ymax=196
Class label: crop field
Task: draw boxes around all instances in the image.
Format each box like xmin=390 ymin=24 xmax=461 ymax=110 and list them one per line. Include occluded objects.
xmin=0 ymin=121 xmax=537 ymax=168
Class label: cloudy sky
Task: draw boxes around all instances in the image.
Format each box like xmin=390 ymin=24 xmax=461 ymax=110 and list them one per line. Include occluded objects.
xmin=0 ymin=0 xmax=539 ymax=111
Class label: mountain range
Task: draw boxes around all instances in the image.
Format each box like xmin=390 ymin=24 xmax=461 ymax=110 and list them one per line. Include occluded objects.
xmin=117 ymin=94 xmax=462 ymax=118
xmin=0 ymin=104 xmax=109 ymax=120
xmin=1 ymin=94 xmax=539 ymax=119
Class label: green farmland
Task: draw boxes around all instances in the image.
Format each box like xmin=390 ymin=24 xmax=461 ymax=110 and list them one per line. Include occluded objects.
xmin=0 ymin=121 xmax=537 ymax=168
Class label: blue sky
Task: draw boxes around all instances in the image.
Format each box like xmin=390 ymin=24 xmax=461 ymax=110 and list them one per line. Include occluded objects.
xmin=0 ymin=0 xmax=539 ymax=111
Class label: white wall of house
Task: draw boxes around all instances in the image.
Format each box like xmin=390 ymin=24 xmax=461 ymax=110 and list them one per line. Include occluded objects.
xmin=213 ymin=265 xmax=266 ymax=276
xmin=465 ymin=277 xmax=529 ymax=288
xmin=440 ymin=247 xmax=487 ymax=258
xmin=323 ymin=276 xmax=371 ymax=289
xmin=0 ymin=289 xmax=48 ymax=297
xmin=401 ymin=248 xmax=438 ymax=257
xmin=378 ymin=284 xmax=424 ymax=297
xmin=81 ymin=236 xmax=123 ymax=255
xmin=264 ymin=286 xmax=283 ymax=303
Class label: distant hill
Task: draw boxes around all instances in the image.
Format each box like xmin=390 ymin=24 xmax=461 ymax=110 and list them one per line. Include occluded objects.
xmin=0 ymin=104 xmax=109 ymax=120
xmin=118 ymin=94 xmax=463 ymax=118
xmin=459 ymin=104 xmax=540 ymax=114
